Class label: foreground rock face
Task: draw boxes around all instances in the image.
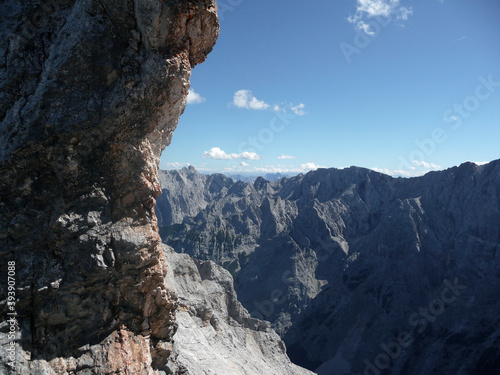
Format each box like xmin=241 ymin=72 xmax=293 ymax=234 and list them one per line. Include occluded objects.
xmin=162 ymin=244 xmax=314 ymax=375
xmin=0 ymin=0 xmax=219 ymax=373
xmin=157 ymin=161 xmax=500 ymax=374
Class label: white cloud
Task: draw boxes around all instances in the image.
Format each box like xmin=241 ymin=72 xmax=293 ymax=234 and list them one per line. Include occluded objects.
xmin=202 ymin=147 xmax=260 ymax=160
xmin=161 ymin=162 xmax=192 ymax=169
xmin=232 ymin=90 xmax=307 ymax=117
xmin=357 ymin=21 xmax=375 ymax=35
xmin=252 ymin=166 xmax=296 ymax=174
xmin=398 ymin=6 xmax=413 ymax=20
xmin=233 ymin=90 xmax=270 ymax=110
xmin=290 ymin=103 xmax=306 ymax=116
xmin=347 ymin=0 xmax=413 ymax=34
xmin=371 ymin=160 xmax=443 ymax=178
xmin=412 ymin=160 xmax=441 ymax=169
xmin=471 ymin=161 xmax=489 ymax=166
xmin=357 ymin=0 xmax=394 ymax=17
xmin=187 ymin=89 xmax=205 ymax=104
xmin=238 ymin=151 xmax=261 ymax=160
xmin=371 ymin=167 xmax=416 ymax=177
xmin=300 ymin=162 xmax=326 ymax=171
xmin=278 ymin=154 xmax=296 ymax=160
xmin=256 ymin=163 xmax=325 ymax=174
xmin=202 ymin=162 xmax=328 ymax=175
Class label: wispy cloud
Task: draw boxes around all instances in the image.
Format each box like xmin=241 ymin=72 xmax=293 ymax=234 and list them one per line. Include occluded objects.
xmin=278 ymin=154 xmax=296 ymax=160
xmin=372 ymin=160 xmax=442 ymax=177
xmin=243 ymin=163 xmax=326 ymax=174
xmin=199 ymin=162 xmax=327 ymax=175
xmin=202 ymin=147 xmax=260 ymax=160
xmin=290 ymin=103 xmax=306 ymax=116
xmin=347 ymin=0 xmax=413 ymax=34
xmin=300 ymin=162 xmax=325 ymax=171
xmin=358 ymin=20 xmax=375 ymax=35
xmin=233 ymin=90 xmax=270 ymax=110
xmin=187 ymin=89 xmax=205 ymax=105
xmin=232 ymin=90 xmax=306 ymax=116
xmin=398 ymin=6 xmax=413 ymax=20
xmin=371 ymin=167 xmax=417 ymax=177
xmin=160 ymin=162 xmax=192 ymax=170
xmin=413 ymin=160 xmax=441 ymax=170
xmin=352 ymin=0 xmax=394 ymax=18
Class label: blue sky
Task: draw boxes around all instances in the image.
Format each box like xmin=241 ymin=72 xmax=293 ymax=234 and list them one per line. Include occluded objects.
xmin=160 ymin=0 xmax=500 ymax=177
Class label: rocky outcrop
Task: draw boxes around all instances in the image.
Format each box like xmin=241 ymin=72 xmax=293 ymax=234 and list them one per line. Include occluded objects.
xmin=162 ymin=244 xmax=313 ymax=375
xmin=0 ymin=0 xmax=219 ymax=373
xmin=157 ymin=161 xmax=500 ymax=374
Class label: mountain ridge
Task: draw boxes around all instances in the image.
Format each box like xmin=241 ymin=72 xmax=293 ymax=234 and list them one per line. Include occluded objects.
xmin=156 ymin=159 xmax=500 ymax=374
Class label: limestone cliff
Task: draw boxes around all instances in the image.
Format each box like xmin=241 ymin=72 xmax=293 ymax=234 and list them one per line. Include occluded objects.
xmin=0 ymin=0 xmax=219 ymax=373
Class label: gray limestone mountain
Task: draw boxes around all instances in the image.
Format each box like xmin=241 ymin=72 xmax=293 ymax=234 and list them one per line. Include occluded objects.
xmin=156 ymin=161 xmax=500 ymax=374
xmin=162 ymin=244 xmax=313 ymax=375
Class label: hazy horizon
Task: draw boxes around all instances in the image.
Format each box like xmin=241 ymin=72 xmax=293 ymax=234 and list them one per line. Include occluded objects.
xmin=160 ymin=158 xmax=497 ymax=180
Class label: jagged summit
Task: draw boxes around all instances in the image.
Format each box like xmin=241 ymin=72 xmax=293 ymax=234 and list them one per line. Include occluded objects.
xmin=163 ymin=159 xmax=497 ymax=187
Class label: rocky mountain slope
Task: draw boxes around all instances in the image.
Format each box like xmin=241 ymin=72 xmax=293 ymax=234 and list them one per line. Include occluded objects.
xmin=162 ymin=244 xmax=313 ymax=375
xmin=156 ymin=161 xmax=500 ymax=374
xmin=0 ymin=1 xmax=311 ymax=374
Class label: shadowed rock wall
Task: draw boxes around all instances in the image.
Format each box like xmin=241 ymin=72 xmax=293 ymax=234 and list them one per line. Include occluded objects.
xmin=0 ymin=0 xmax=218 ymax=373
